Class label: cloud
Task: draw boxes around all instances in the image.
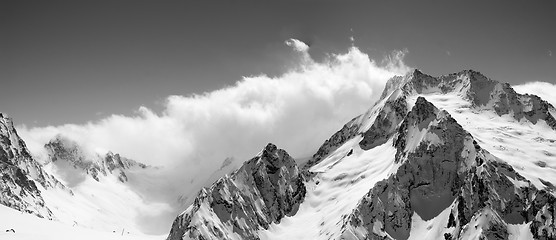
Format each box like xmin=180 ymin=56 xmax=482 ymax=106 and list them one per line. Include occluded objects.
xmin=513 ymin=81 xmax=556 ymax=107
xmin=285 ymin=38 xmax=309 ymax=52
xmin=549 ymin=50 xmax=552 ymax=57
xmin=17 ymin=39 xmax=411 ymax=232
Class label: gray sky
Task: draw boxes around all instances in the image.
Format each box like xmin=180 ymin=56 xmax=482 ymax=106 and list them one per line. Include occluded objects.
xmin=2 ymin=0 xmax=555 ymax=126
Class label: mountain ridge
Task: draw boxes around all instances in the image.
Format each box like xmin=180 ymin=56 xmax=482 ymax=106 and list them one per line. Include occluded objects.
xmin=167 ymin=69 xmax=556 ymax=240
xmin=2 ymin=68 xmax=556 ymax=239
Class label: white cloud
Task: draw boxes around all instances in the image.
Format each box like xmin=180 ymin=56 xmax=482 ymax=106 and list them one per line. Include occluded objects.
xmin=284 ymin=38 xmax=309 ymax=52
xmin=513 ymin=81 xmax=556 ymax=107
xmin=17 ymin=39 xmax=411 ymax=232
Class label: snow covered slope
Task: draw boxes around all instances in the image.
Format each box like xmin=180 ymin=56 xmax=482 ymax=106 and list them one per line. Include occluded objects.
xmin=37 ymin=135 xmax=174 ymax=235
xmin=168 ymin=69 xmax=556 ymax=240
xmin=1 ymin=113 xmax=172 ymax=236
xmin=0 ymin=204 xmax=163 ymax=240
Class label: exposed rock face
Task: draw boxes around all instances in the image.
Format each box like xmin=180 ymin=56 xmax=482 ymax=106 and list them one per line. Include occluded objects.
xmin=167 ymin=143 xmax=306 ymax=240
xmin=0 ymin=113 xmax=57 ymax=218
xmin=45 ymin=135 xmax=147 ymax=182
xmin=359 ymin=96 xmax=408 ymax=151
xmin=305 ymin=118 xmax=359 ymax=170
xmin=341 ymin=97 xmax=556 ymax=239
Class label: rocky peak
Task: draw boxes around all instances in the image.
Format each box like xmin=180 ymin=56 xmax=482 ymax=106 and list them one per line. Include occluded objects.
xmin=1 ymin=114 xmax=30 ymax=160
xmin=261 ymin=143 xmax=279 ymax=163
xmin=166 ymin=143 xmax=306 ymax=240
xmin=407 ymin=96 xmax=438 ymax=125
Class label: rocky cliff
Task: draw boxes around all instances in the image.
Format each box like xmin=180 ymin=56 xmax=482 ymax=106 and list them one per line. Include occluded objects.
xmin=0 ymin=113 xmax=60 ymax=218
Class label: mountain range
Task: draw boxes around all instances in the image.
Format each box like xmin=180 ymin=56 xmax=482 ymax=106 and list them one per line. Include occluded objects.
xmin=1 ymin=69 xmax=556 ymax=239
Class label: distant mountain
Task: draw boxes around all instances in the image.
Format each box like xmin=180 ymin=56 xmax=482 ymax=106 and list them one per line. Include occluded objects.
xmin=167 ymin=69 xmax=556 ymax=239
xmin=45 ymin=135 xmax=148 ymax=183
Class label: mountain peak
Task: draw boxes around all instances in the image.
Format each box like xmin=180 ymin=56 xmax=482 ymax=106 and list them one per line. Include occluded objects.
xmin=167 ymin=143 xmax=306 ymax=240
xmin=412 ymin=68 xmax=425 ymax=77
xmin=263 ymin=142 xmax=278 ymax=154
xmin=412 ymin=96 xmax=438 ymax=119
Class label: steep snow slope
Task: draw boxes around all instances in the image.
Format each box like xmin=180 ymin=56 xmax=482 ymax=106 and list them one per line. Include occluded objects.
xmin=261 ymin=137 xmax=398 ymax=239
xmin=0 ymin=204 xmax=163 ymax=240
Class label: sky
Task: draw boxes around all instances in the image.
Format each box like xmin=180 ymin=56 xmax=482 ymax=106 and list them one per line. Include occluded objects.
xmin=2 ymin=1 xmax=555 ymax=234
xmin=1 ymin=0 xmax=555 ymax=126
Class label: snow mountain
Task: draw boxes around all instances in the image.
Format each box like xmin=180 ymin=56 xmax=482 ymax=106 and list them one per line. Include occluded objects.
xmin=167 ymin=69 xmax=556 ymax=240
xmin=167 ymin=143 xmax=306 ymax=240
